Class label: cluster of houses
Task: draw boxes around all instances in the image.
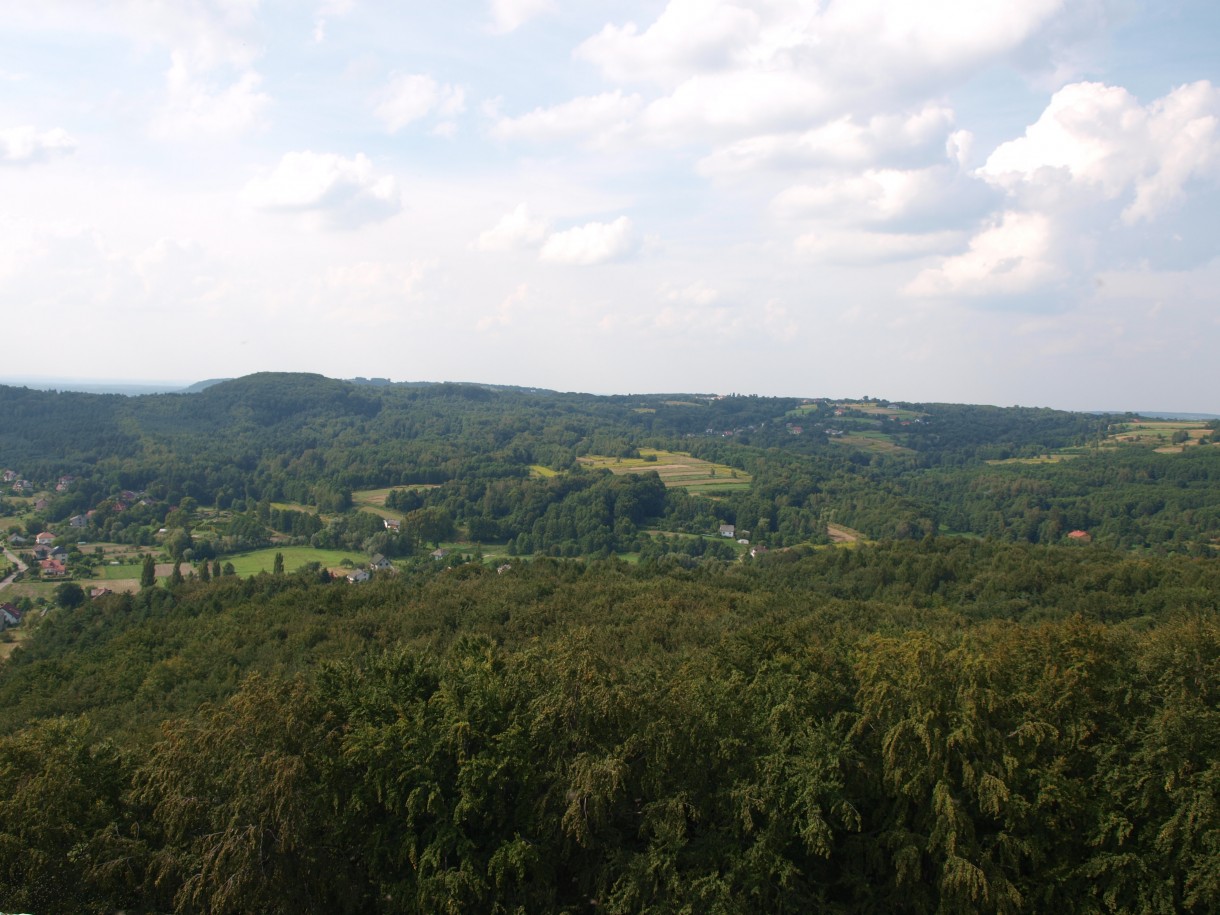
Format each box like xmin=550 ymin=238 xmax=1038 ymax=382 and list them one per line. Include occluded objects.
xmin=341 ymin=553 xmax=395 ymax=584
xmin=4 ymin=470 xmax=79 ymax=496
xmin=8 ymin=530 xmax=70 ymax=577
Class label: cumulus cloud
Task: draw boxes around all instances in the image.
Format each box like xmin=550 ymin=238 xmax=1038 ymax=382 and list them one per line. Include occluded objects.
xmin=773 ymin=162 xmax=997 ymax=232
xmin=905 ymin=211 xmax=1062 ymax=298
xmin=491 ymin=92 xmax=642 ymax=146
xmin=477 ymin=283 xmax=531 ymax=331
xmin=796 ymin=229 xmax=966 ymax=265
xmin=775 ymin=169 xmax=945 ymax=224
xmin=663 ymin=282 xmax=719 ymax=307
xmin=243 ymin=151 xmax=402 ymax=228
xmin=315 ymin=259 xmax=433 ymax=323
xmin=699 ymin=107 xmax=956 ymax=175
xmin=576 ymin=0 xmax=759 ymax=86
xmin=374 ymin=73 xmax=466 ymax=133
xmin=568 ymin=0 xmax=1077 ymax=148
xmin=0 ymin=126 xmax=77 ymax=164
xmin=314 ymin=0 xmax=355 ymax=43
xmin=488 ymin=0 xmax=554 ymax=33
xmin=476 ymin=204 xmax=550 ymax=252
xmin=539 ymin=217 xmax=637 ymax=265
xmin=151 ymin=51 xmax=269 ymax=138
xmin=978 ymin=80 xmax=1220 ymax=223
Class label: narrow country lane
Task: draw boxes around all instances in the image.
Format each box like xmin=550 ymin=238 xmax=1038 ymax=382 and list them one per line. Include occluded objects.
xmin=1 ymin=546 xmax=28 ymax=591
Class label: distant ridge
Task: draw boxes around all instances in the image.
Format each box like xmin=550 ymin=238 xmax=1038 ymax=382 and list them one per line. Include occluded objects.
xmin=0 ymin=377 xmax=189 ymax=396
xmin=1135 ymin=411 xmax=1220 ymax=421
xmin=179 ymin=378 xmax=231 ymax=394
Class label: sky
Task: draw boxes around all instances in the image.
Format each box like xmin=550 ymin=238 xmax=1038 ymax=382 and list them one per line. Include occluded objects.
xmin=1 ymin=1 xmax=1218 ymax=411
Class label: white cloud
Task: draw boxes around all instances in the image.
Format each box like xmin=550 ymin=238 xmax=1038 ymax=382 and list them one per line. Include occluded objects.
xmin=796 ymin=229 xmax=965 ymax=265
xmin=152 ymin=51 xmax=269 ymax=138
xmin=664 ymin=282 xmax=719 ymax=307
xmin=978 ymin=80 xmax=1220 ymax=223
xmin=0 ymin=126 xmax=77 ymax=164
xmin=477 ymin=283 xmax=531 ymax=331
xmin=906 ymin=210 xmax=1062 ymax=298
xmin=573 ymin=0 xmax=1078 ymax=149
xmin=492 ymin=92 xmax=642 ymax=146
xmin=774 ymin=169 xmax=946 ymax=224
xmin=641 ymin=70 xmax=832 ymax=144
xmin=312 ymin=0 xmax=355 ymax=42
xmin=243 ymin=151 xmax=402 ymax=228
xmin=374 ymin=73 xmax=466 ymax=133
xmin=316 ymin=259 xmax=433 ymax=323
xmin=540 ymin=217 xmax=637 ymax=265
xmin=476 ymin=204 xmax=550 ymax=252
xmin=699 ymin=107 xmax=956 ymax=175
xmin=576 ymin=0 xmax=759 ymax=86
xmin=488 ymin=0 xmax=554 ymax=33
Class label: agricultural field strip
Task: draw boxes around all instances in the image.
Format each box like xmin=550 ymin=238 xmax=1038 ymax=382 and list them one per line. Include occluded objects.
xmin=578 ymin=449 xmax=750 ymax=489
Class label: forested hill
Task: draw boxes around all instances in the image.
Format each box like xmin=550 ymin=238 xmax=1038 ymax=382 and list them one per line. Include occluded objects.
xmin=2 ymin=374 xmax=1220 ymax=912
xmin=1 ymin=372 xmax=1216 ymax=553
xmin=2 ymin=547 xmax=1220 ymax=912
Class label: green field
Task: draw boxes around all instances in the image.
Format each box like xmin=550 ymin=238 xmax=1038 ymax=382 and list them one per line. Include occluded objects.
xmin=529 ymin=464 xmax=559 ymax=478
xmin=578 ymin=449 xmax=750 ymax=492
xmin=986 ymin=453 xmax=1082 ymax=465
xmin=1102 ymin=420 xmax=1212 ymax=452
xmin=790 ymin=401 xmax=926 ymax=420
xmin=270 ymin=501 xmax=316 ymax=513
xmin=92 ymin=563 xmax=147 ymax=581
xmin=830 ymin=431 xmax=910 ymax=454
xmin=222 ymin=546 xmax=368 ymax=576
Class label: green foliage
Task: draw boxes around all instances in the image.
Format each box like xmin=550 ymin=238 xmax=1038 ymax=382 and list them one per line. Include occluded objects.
xmin=2 ymin=374 xmax=1219 ymax=911
xmin=140 ymin=554 xmax=155 ymax=589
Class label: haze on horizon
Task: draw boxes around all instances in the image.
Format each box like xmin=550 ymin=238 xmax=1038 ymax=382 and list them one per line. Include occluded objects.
xmin=2 ymin=1 xmax=1218 ymax=414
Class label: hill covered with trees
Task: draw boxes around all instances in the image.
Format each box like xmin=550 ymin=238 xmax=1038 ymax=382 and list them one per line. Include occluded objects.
xmin=1 ymin=374 xmax=1218 ymax=912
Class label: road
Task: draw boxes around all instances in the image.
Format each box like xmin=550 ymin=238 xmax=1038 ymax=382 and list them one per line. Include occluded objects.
xmin=1 ymin=546 xmax=28 ymax=592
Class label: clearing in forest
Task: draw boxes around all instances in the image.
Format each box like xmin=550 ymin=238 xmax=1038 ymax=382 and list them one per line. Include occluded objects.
xmin=826 ymin=523 xmax=867 ymax=546
xmin=830 ymin=431 xmax=911 ymax=454
xmin=1101 ymin=420 xmax=1212 ymax=452
xmin=352 ymin=485 xmax=438 ymax=520
xmin=578 ymin=449 xmax=751 ymax=492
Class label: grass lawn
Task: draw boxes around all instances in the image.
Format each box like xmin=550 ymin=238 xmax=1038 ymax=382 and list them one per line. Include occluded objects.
xmin=92 ymin=563 xmax=148 ymax=580
xmin=270 ymin=501 xmax=316 ymax=513
xmin=0 ymin=627 xmax=31 ymax=662
xmin=578 ymin=449 xmax=750 ymax=492
xmin=353 ymin=485 xmax=437 ymax=507
xmin=1 ymin=581 xmax=57 ymax=603
xmin=222 ymin=547 xmax=368 ymax=576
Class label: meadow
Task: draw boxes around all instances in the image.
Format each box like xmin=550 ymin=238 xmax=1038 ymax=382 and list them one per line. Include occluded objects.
xmin=577 ymin=448 xmax=751 ymax=491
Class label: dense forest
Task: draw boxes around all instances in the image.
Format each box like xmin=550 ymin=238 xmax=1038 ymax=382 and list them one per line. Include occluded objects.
xmin=1 ymin=374 xmax=1218 ymax=912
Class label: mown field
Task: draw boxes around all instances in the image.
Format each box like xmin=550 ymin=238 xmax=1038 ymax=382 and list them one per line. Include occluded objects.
xmin=222 ymin=546 xmax=368 ymax=576
xmin=1103 ymin=419 xmax=1213 ymax=452
xmin=577 ymin=448 xmax=751 ymax=492
xmin=830 ymin=431 xmax=911 ymax=454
